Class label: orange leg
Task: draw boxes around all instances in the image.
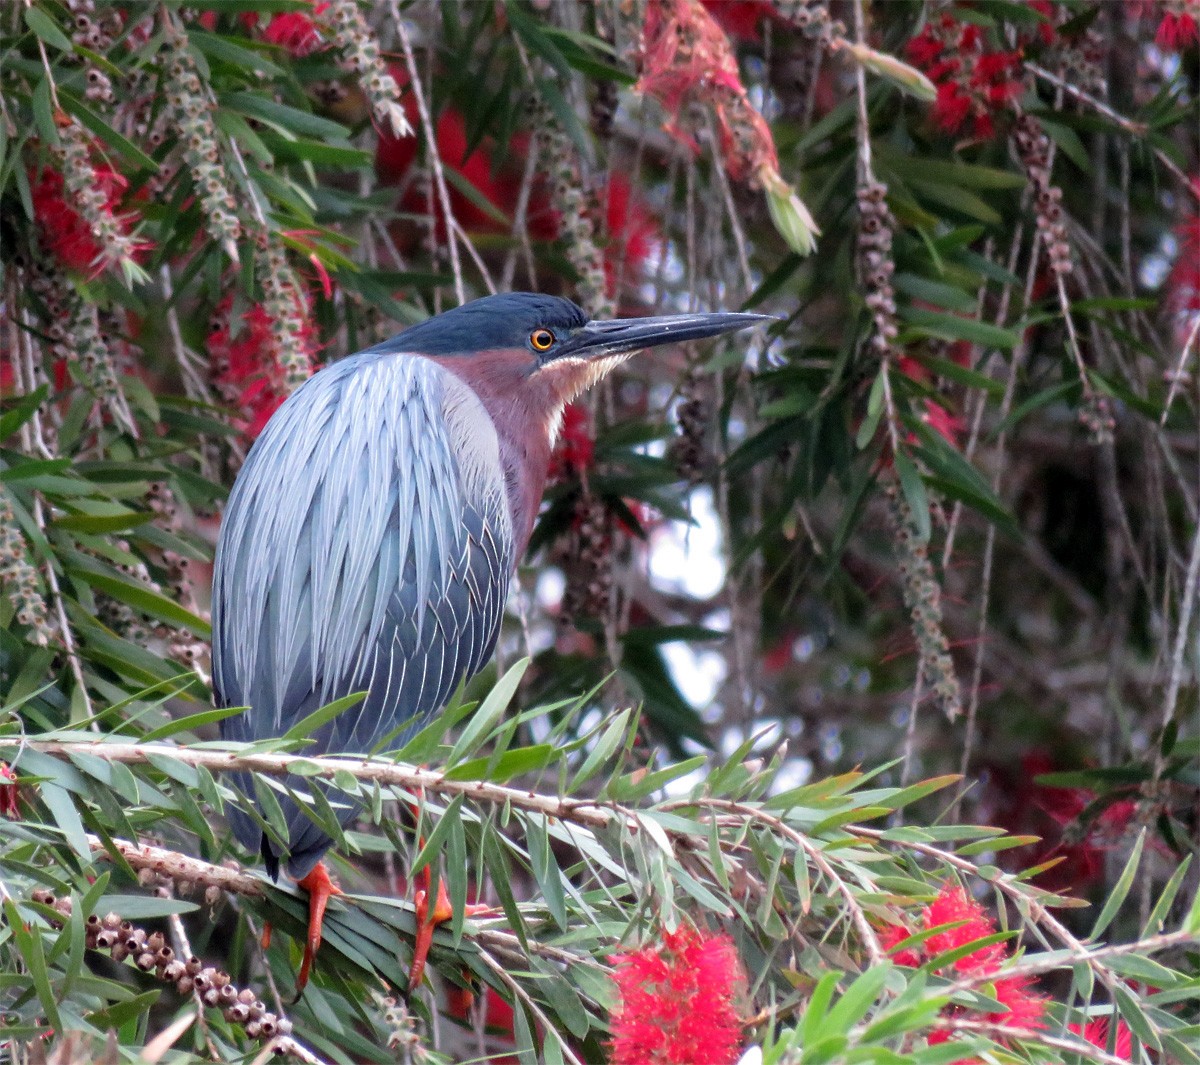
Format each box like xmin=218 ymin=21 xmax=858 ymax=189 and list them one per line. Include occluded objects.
xmin=408 ymin=865 xmax=494 ymax=991
xmin=294 ymin=861 xmax=344 ymax=993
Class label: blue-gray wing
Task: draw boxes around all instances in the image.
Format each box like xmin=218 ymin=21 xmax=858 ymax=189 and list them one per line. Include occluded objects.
xmin=212 ymin=351 xmax=512 ymax=877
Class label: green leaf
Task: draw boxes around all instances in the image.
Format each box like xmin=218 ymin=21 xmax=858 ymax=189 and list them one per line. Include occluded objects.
xmin=570 ymin=709 xmax=632 ymax=791
xmin=1089 ymin=828 xmax=1144 ymax=940
xmin=526 ymin=814 xmax=568 ymax=930
xmin=1034 ymin=114 xmax=1092 ymax=172
xmin=96 ymin=895 xmax=199 ymax=920
xmin=68 ymin=565 xmax=212 ymax=638
xmin=189 ymin=28 xmax=285 ymax=76
xmin=3 ymin=899 xmax=61 ymax=1032
xmin=141 ymin=705 xmax=241 ymax=742
xmin=826 ymin=963 xmax=892 ymax=1033
xmin=59 ymin=91 xmax=159 ymax=173
xmin=895 ymin=452 xmax=930 ymax=543
xmin=445 ymin=658 xmax=528 ymax=766
xmin=41 ymin=781 xmax=89 ymax=860
xmin=899 ymin=308 xmax=1020 ymax=350
xmin=857 ymin=366 xmax=886 ymax=449
xmin=410 ymin=793 xmax=466 ymax=876
xmin=24 ymin=7 xmax=74 ymax=52
xmin=222 ymin=91 xmax=351 ymax=140
xmin=0 ymin=385 xmax=50 ymax=441
xmin=282 ymin=691 xmax=367 ymax=743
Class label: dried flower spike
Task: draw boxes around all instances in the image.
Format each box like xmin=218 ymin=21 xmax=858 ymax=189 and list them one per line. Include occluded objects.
xmin=255 ymin=238 xmax=318 ymax=393
xmin=887 ymin=477 xmax=962 ymax=720
xmin=318 ymin=0 xmax=414 ymax=139
xmin=636 ymin=0 xmax=819 ymax=256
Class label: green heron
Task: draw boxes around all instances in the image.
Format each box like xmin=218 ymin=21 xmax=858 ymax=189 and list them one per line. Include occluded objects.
xmin=211 ymin=292 xmax=767 ymax=991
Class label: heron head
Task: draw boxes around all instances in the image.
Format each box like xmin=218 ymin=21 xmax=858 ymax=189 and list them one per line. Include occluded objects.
xmin=392 ymin=292 xmax=771 ymax=404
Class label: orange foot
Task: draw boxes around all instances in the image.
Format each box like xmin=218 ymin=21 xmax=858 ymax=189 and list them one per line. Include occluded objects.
xmin=294 ymin=861 xmax=344 ymax=994
xmin=408 ymin=866 xmax=494 ymax=992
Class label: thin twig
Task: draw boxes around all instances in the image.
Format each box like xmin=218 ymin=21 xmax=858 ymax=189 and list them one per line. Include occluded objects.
xmin=1151 ymin=504 xmax=1200 ymax=793
xmin=395 ymin=17 xmax=465 ymax=306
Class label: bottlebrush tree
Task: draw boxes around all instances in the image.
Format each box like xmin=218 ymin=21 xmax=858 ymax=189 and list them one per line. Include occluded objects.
xmin=0 ymin=1 xmax=1198 ymax=1063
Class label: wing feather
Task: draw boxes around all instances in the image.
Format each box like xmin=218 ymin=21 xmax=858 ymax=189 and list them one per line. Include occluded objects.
xmin=213 ymin=352 xmax=512 ymax=877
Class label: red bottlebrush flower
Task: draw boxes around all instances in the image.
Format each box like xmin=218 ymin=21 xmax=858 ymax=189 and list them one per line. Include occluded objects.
xmin=262 ymin=10 xmax=325 ymax=57
xmin=0 ymin=763 xmax=20 ymax=818
xmin=878 ymin=922 xmax=922 ymax=967
xmin=549 ymin=403 xmax=595 ymax=481
xmin=990 ymin=975 xmax=1046 ymax=1030
xmin=375 ymin=67 xmax=521 ymax=239
xmin=934 ymin=83 xmax=973 ymax=135
xmin=1068 ymin=1017 xmax=1133 ymax=1060
xmin=907 ymin=15 xmax=1024 ymax=139
xmin=207 ymin=295 xmax=317 ymax=439
xmin=699 ymin=0 xmax=775 ymax=41
xmin=1157 ymin=10 xmax=1199 ymax=49
xmin=29 ymin=166 xmax=144 ymax=277
xmin=609 ymin=926 xmax=745 ymax=1065
xmin=921 ymin=884 xmax=1006 ymax=974
xmin=1027 ymin=0 xmax=1058 ymax=45
xmin=603 ymin=174 xmax=662 ymax=294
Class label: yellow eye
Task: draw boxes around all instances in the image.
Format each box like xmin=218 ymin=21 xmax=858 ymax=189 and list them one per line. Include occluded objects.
xmin=530 ymin=328 xmax=555 ymax=352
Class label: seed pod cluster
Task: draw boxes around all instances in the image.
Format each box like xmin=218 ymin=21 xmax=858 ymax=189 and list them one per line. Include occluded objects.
xmin=670 ymin=363 xmax=709 ymax=483
xmin=885 ymin=478 xmax=962 ymax=720
xmin=559 ymin=493 xmax=613 ymax=627
xmin=26 ymin=263 xmax=137 ymax=435
xmin=31 ymin=888 xmax=293 ymax=1045
xmin=856 ymin=180 xmax=899 ymax=359
xmin=66 ymin=0 xmax=122 ymax=104
xmin=0 ymin=491 xmax=51 ymax=645
xmin=1013 ymin=115 xmax=1072 ymax=278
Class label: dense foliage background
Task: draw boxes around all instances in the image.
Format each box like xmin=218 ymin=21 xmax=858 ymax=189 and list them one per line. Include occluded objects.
xmin=0 ymin=0 xmax=1198 ymax=1062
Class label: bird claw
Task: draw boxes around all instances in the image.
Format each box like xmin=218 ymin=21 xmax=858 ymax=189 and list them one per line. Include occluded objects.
xmin=293 ymin=862 xmax=344 ymax=996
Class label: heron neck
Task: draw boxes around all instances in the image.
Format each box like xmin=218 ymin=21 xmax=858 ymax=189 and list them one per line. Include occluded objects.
xmin=432 ymin=353 xmax=560 ymax=559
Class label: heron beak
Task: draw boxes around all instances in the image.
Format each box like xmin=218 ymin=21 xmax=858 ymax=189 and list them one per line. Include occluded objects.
xmin=555 ymin=310 xmax=774 ymax=361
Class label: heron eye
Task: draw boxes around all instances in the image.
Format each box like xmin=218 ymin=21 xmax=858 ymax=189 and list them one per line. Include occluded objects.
xmin=530 ymin=328 xmax=555 ymax=352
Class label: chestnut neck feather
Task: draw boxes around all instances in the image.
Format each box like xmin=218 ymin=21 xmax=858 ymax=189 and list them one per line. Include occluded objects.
xmin=433 ymin=350 xmax=582 ymax=558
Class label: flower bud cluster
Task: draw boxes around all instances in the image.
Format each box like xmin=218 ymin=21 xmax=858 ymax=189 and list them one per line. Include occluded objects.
xmin=772 ymin=0 xmax=847 ymax=47
xmin=537 ymin=111 xmax=613 ymax=318
xmin=378 ymin=995 xmax=430 ymax=1058
xmin=1013 ymin=115 xmax=1072 ymax=277
xmin=256 ymin=240 xmax=317 ymax=391
xmin=318 ymin=0 xmax=413 ymax=139
xmin=856 ymin=180 xmax=899 ymax=359
xmin=66 ymin=0 xmax=121 ymax=103
xmin=1079 ymin=393 xmax=1115 ymax=445
xmin=163 ymin=25 xmax=242 ymax=260
xmin=886 ymin=478 xmax=962 ymax=720
xmin=32 ymin=888 xmax=292 ymax=1044
xmin=52 ymin=118 xmax=146 ymax=276
xmin=0 ymin=491 xmax=51 ymax=645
